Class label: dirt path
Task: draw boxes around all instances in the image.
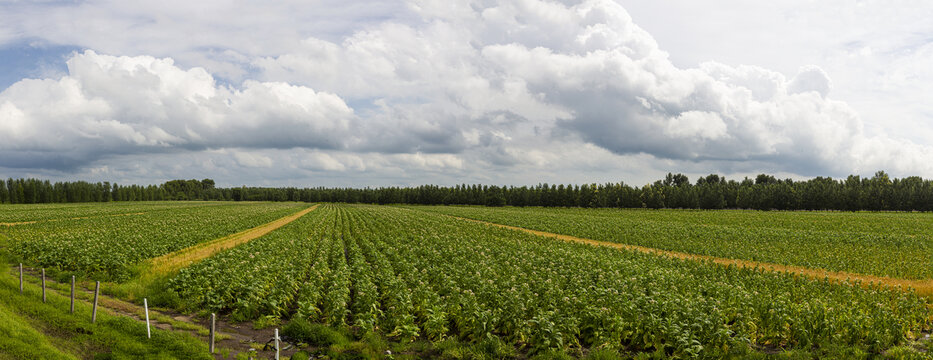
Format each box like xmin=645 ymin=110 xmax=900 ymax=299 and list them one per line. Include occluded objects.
xmin=449 ymin=215 xmax=933 ymax=297
xmin=147 ymin=204 xmax=319 ymax=275
xmin=0 ymin=212 xmax=148 ymax=226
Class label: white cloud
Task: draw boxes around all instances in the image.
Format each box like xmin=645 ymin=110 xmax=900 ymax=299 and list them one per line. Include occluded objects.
xmin=664 ymin=111 xmax=728 ymax=141
xmin=0 ymin=51 xmax=353 ymax=169
xmin=232 ymin=151 xmax=273 ymax=168
xmin=300 ymin=152 xmax=350 ymax=172
xmin=787 ymin=65 xmax=832 ymax=97
xmin=618 ymin=0 xmax=933 ymax=150
xmin=2 ymin=0 xmax=933 ymax=185
xmin=393 ymin=153 xmax=464 ymax=170
xmin=0 ymin=0 xmax=414 ymax=82
xmin=0 ymin=102 xmax=28 ymax=139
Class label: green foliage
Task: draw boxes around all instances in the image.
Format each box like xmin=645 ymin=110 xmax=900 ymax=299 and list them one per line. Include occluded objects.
xmin=582 ymin=348 xmax=620 ymax=360
xmin=252 ymin=315 xmax=281 ymax=330
xmin=0 ymin=201 xmax=188 ymax=223
xmin=8 ymin=170 xmax=933 ymax=212
xmin=414 ymin=205 xmax=933 ymax=280
xmin=283 ymin=318 xmax=351 ymax=347
xmin=0 ymin=177 xmax=165 ymax=204
xmin=168 ymin=206 xmax=331 ymax=318
xmin=474 ymin=335 xmax=517 ymax=359
xmin=161 ymin=179 xmax=218 ymax=200
xmin=167 ymin=204 xmax=931 ymax=357
xmin=6 ymin=202 xmax=930 ymax=358
xmin=2 ymin=202 xmax=308 ymax=281
xmin=214 ymin=170 xmax=933 ymax=211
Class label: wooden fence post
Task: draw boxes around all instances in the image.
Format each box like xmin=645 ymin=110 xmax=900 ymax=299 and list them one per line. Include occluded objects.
xmin=91 ymin=281 xmax=100 ymax=323
xmin=274 ymin=328 xmax=280 ymax=360
xmin=41 ymin=268 xmax=46 ymax=302
xmin=144 ymin=298 xmax=151 ymax=339
xmin=209 ymin=313 xmax=216 ymax=353
xmin=70 ymin=276 xmax=75 ymax=314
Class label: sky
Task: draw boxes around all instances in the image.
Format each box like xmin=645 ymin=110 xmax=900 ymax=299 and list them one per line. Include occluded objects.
xmin=1 ymin=0 xmax=932 ymax=187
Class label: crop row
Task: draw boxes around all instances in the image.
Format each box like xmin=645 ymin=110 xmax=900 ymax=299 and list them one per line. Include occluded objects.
xmin=1 ymin=202 xmax=310 ymax=281
xmin=170 ymin=204 xmax=333 ymax=320
xmin=169 ymin=204 xmax=933 ymax=357
xmin=410 ymin=206 xmax=933 ymax=280
xmin=0 ymin=201 xmax=226 ymax=223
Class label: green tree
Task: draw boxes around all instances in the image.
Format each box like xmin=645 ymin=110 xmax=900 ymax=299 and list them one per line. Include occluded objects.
xmin=14 ymin=182 xmax=25 ymax=204
xmin=641 ymin=182 xmax=665 ymax=209
xmin=485 ymin=186 xmax=506 ymax=207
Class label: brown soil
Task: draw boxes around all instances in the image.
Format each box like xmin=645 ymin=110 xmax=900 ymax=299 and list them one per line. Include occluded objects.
xmin=0 ymin=212 xmax=147 ymax=226
xmin=449 ymin=215 xmax=933 ymax=298
xmin=147 ymin=204 xmax=320 ymax=275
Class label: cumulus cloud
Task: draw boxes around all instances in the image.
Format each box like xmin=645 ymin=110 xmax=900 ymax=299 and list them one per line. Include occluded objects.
xmin=787 ymin=65 xmax=832 ymax=97
xmin=0 ymin=51 xmax=353 ymax=169
xmin=264 ymin=0 xmax=911 ymax=180
xmin=415 ymin=0 xmax=895 ymax=175
xmin=0 ymin=0 xmax=415 ymax=82
xmin=2 ymin=0 xmax=933 ymax=184
xmin=664 ymin=111 xmax=728 ymax=141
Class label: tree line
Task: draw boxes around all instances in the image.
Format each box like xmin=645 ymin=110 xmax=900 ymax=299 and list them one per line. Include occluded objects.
xmin=2 ymin=171 xmax=933 ymax=211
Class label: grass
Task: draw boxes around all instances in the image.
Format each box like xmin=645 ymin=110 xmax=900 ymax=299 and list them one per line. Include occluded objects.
xmin=0 ymin=253 xmax=212 ymax=359
xmin=18 ymin=265 xmax=212 ymax=336
xmin=0 ymin=302 xmax=78 ymax=359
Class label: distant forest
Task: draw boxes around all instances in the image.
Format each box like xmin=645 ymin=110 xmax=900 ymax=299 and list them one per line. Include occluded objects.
xmin=2 ymin=171 xmax=933 ymax=211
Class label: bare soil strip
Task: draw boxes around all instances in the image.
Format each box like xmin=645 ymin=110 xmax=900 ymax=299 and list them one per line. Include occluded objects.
xmin=0 ymin=212 xmax=148 ymax=226
xmin=148 ymin=204 xmax=319 ymax=275
xmin=449 ymin=215 xmax=933 ymax=297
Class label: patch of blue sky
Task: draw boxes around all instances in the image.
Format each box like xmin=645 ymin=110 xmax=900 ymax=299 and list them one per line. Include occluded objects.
xmin=0 ymin=41 xmax=81 ymax=90
xmin=345 ymin=98 xmax=384 ymax=113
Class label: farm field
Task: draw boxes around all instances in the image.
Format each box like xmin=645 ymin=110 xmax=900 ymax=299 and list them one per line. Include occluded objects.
xmin=164 ymin=204 xmax=932 ymax=358
xmin=1 ymin=201 xmax=311 ymax=281
xmin=411 ymin=206 xmax=933 ymax=281
xmin=0 ymin=201 xmax=225 ymax=224
xmin=0 ymin=202 xmax=931 ymax=359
